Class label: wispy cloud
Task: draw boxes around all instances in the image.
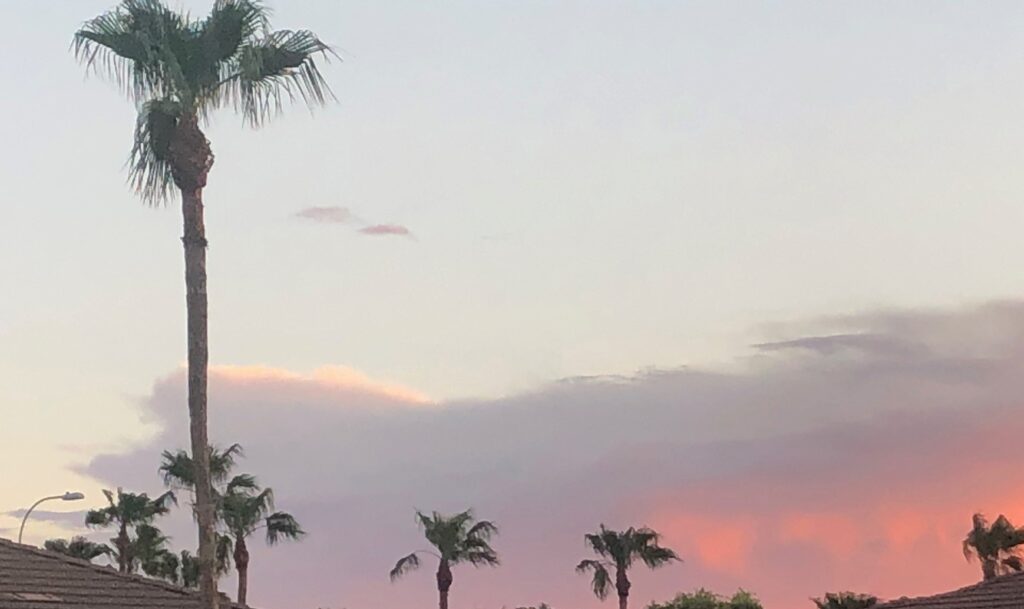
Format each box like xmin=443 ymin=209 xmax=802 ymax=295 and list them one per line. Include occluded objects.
xmin=294 ymin=206 xmax=414 ymax=239
xmin=358 ymin=224 xmax=413 ymax=238
xmin=293 ymin=206 xmax=357 ymax=224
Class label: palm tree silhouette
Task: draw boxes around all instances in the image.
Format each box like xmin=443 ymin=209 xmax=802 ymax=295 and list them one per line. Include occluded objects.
xmin=84 ymin=488 xmax=176 ymax=574
xmin=963 ymin=513 xmax=1024 ymax=580
xmin=44 ymin=537 xmax=112 ymax=562
xmin=390 ymin=510 xmax=500 ymax=609
xmin=73 ymin=5 xmax=333 ymax=606
xmin=576 ymin=525 xmax=679 ymax=609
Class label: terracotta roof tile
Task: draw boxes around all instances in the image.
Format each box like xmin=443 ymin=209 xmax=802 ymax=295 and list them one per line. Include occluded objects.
xmin=0 ymin=538 xmax=245 ymax=609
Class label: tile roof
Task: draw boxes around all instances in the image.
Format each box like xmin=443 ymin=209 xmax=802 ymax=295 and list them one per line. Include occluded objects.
xmin=0 ymin=538 xmax=243 ymax=609
xmin=876 ymin=572 xmax=1024 ymax=609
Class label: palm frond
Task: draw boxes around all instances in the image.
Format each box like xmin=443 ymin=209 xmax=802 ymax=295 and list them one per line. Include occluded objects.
xmin=265 ymin=511 xmax=304 ymax=544
xmin=73 ymin=0 xmax=194 ymax=102
xmin=389 ymin=552 xmax=421 ymax=581
xmin=179 ymin=550 xmax=200 ymax=588
xmin=201 ymin=0 xmax=269 ymax=63
xmin=224 ymin=29 xmax=335 ymax=126
xmin=637 ymin=543 xmax=679 ymax=568
xmin=215 ymin=533 xmax=234 ymax=573
xmin=129 ymin=98 xmax=181 ymax=204
xmin=584 ymin=530 xmax=609 ymax=559
xmin=467 ymin=520 xmax=498 ymax=541
xmin=463 ymin=548 xmax=500 ymax=568
xmin=576 ymin=559 xmax=613 ymax=600
xmin=225 ymin=473 xmax=259 ymax=495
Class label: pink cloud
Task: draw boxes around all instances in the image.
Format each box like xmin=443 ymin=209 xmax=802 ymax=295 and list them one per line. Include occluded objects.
xmin=358 ymin=224 xmax=413 ymax=237
xmin=80 ymin=301 xmax=1024 ymax=609
xmin=294 ymin=206 xmax=356 ymax=224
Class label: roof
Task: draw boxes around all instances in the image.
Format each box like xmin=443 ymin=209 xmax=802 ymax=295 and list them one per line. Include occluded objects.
xmin=876 ymin=572 xmax=1024 ymax=609
xmin=0 ymin=538 xmax=242 ymax=609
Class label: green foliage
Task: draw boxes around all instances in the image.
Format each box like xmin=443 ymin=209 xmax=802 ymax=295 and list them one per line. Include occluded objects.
xmin=160 ymin=443 xmax=304 ymax=543
xmin=43 ymin=537 xmax=112 ymax=562
xmin=576 ymin=525 xmax=679 ymax=600
xmin=73 ymin=0 xmax=335 ymax=202
xmin=84 ymin=488 xmax=176 ymax=574
xmin=963 ymin=513 xmax=1024 ymax=579
xmin=647 ymin=589 xmax=762 ymax=609
xmin=811 ymin=592 xmax=878 ymax=609
xmin=160 ymin=443 xmax=244 ymax=491
xmin=389 ymin=510 xmax=500 ymax=580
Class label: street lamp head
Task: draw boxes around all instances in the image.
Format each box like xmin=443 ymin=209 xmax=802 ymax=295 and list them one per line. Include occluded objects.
xmin=61 ymin=492 xmax=85 ymax=501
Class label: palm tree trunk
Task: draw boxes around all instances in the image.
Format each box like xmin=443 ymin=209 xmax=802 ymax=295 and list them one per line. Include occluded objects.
xmin=616 ymin=569 xmax=630 ymax=609
xmin=234 ymin=537 xmax=250 ymax=607
xmin=182 ymin=185 xmax=218 ymax=609
xmin=117 ymin=524 xmax=130 ymax=574
xmin=983 ymin=559 xmax=998 ymax=581
xmin=436 ymin=560 xmax=452 ymax=609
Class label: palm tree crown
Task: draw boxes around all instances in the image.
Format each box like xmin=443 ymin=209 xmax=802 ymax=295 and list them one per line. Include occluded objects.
xmin=963 ymin=513 xmax=1024 ymax=580
xmin=44 ymin=537 xmax=112 ymax=563
xmin=73 ymin=0 xmax=334 ymax=202
xmin=85 ymin=488 xmax=176 ymax=574
xmin=390 ymin=510 xmax=499 ymax=609
xmin=577 ymin=525 xmax=679 ymax=609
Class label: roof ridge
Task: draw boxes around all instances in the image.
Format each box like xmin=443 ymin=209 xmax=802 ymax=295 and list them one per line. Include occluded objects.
xmin=877 ymin=570 xmax=1024 ymax=607
xmin=0 ymin=536 xmax=197 ymax=597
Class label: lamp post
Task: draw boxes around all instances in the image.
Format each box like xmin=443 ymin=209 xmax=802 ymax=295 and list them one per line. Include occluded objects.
xmin=18 ymin=492 xmax=85 ymax=544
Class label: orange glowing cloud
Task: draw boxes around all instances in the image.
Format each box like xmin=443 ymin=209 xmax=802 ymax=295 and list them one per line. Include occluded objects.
xmin=210 ymin=364 xmax=433 ymax=405
xmin=652 ymin=512 xmax=758 ymax=573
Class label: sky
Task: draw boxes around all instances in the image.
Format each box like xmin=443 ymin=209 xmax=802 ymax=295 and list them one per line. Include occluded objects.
xmin=2 ymin=1 xmax=1024 ymax=608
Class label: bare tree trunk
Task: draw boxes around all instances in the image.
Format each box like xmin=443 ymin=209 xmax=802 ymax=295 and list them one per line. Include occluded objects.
xmin=182 ymin=186 xmax=218 ymax=609
xmin=235 ymin=537 xmax=250 ymax=607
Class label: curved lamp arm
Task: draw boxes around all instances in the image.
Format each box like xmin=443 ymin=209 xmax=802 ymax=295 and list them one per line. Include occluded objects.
xmin=18 ymin=492 xmax=85 ymax=544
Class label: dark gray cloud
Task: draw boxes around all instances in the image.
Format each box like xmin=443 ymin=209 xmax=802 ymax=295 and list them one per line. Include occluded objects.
xmin=79 ymin=302 xmax=1024 ymax=609
xmin=5 ymin=509 xmax=88 ymax=527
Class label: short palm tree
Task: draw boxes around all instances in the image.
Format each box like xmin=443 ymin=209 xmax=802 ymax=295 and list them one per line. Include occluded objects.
xmin=85 ymin=488 xmax=176 ymax=574
xmin=390 ymin=510 xmax=500 ymax=609
xmin=161 ymin=444 xmax=303 ymax=606
xmin=73 ymin=4 xmax=334 ymax=606
xmin=44 ymin=537 xmax=112 ymax=562
xmin=576 ymin=525 xmax=679 ymax=609
xmin=221 ymin=478 xmax=304 ymax=606
xmin=963 ymin=513 xmax=1024 ymax=580
xmin=812 ymin=592 xmax=878 ymax=609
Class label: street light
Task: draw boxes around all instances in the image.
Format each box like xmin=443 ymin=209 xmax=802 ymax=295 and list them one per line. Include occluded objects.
xmin=18 ymin=492 xmax=86 ymax=544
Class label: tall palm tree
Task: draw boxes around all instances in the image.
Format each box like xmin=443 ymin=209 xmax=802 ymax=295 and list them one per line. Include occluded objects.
xmin=44 ymin=537 xmax=112 ymax=562
xmin=576 ymin=525 xmax=679 ymax=609
xmin=390 ymin=510 xmax=500 ymax=609
xmin=161 ymin=444 xmax=303 ymax=606
xmin=85 ymin=488 xmax=176 ymax=574
xmin=73 ymin=5 xmax=333 ymax=607
xmin=963 ymin=513 xmax=1024 ymax=580
xmin=221 ymin=480 xmax=304 ymax=606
